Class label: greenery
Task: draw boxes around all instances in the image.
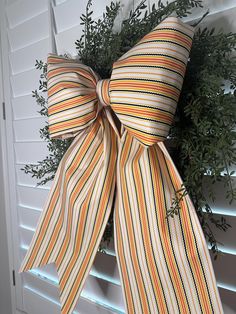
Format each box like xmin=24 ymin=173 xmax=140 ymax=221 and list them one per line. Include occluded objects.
xmin=23 ymin=0 xmax=236 ymax=256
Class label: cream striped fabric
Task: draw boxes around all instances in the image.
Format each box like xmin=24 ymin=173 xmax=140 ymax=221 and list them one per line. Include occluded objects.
xmin=18 ymin=16 xmax=223 ymax=314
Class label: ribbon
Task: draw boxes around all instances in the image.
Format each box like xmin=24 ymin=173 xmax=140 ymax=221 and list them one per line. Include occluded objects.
xmin=19 ymin=16 xmax=223 ymax=314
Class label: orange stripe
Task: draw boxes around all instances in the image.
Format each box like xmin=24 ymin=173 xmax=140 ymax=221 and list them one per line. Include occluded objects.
xmin=165 ymin=158 xmax=212 ymax=311
xmin=133 ymin=145 xmax=168 ymax=312
xmin=62 ymin=123 xmax=117 ymax=313
xmin=119 ymin=135 xmax=150 ymax=313
xmin=152 ymin=146 xmax=190 ymax=312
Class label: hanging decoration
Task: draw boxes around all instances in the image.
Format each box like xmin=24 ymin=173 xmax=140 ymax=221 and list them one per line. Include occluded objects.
xmin=23 ymin=0 xmax=236 ymax=256
xmin=19 ymin=14 xmax=226 ymax=313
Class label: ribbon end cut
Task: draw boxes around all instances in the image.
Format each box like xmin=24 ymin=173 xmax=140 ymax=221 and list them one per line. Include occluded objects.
xmin=56 ymin=262 xmax=85 ymax=314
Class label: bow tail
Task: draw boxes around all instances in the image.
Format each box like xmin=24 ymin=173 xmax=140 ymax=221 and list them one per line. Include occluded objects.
xmin=114 ymin=132 xmax=223 ymax=314
xmin=19 ymin=114 xmax=118 ymax=314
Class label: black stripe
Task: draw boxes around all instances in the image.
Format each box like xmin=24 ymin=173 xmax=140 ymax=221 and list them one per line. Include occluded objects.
xmin=150 ymin=26 xmax=194 ymax=40
xmin=113 ymin=64 xmax=184 ymax=79
xmin=119 ymin=113 xmax=172 ymax=128
xmin=156 ymin=148 xmax=191 ymax=312
xmin=55 ymin=136 xmax=104 ymax=271
xmin=64 ymin=122 xmax=117 ymax=313
xmin=110 ymin=89 xmax=178 ymax=102
xmin=118 ymin=133 xmax=147 ymax=313
xmin=110 ymin=77 xmax=181 ymax=91
xmin=49 ymin=97 xmax=97 ymax=115
xmin=147 ymin=148 xmax=180 ymax=311
xmin=136 ymin=39 xmax=191 ymax=52
xmin=163 ymin=151 xmax=214 ymax=311
xmin=48 ymin=80 xmax=89 ymax=93
xmin=136 ymin=148 xmax=169 ymax=312
xmin=36 ymin=123 xmax=102 ymax=269
xmin=119 ymin=53 xmax=186 ymax=65
xmin=48 ymin=68 xmax=96 ymax=85
xmin=111 ymin=101 xmax=176 ymax=113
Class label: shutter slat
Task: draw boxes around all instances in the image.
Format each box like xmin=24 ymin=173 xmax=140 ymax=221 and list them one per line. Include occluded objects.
xmin=210 ymin=214 xmax=236 ymax=253
xmin=6 ymin=0 xmax=48 ymax=29
xmin=8 ymin=12 xmax=49 ymax=52
xmin=10 ymin=68 xmax=42 ymax=97
xmin=19 ymin=205 xmax=41 ymax=229
xmin=16 ymin=164 xmax=52 ymax=188
xmin=53 ymin=0 xmax=112 ymax=33
xmin=14 ymin=142 xmax=48 ymax=164
xmin=10 ymin=38 xmax=50 ymax=74
xmin=12 ymin=94 xmax=41 ymax=120
xmin=23 ymin=283 xmax=124 ymax=314
xmin=22 ymin=260 xmax=125 ymax=313
xmin=55 ymin=25 xmax=82 ymax=55
xmin=17 ymin=184 xmax=49 ymax=209
xmin=211 ymin=252 xmax=236 ymax=292
xmin=13 ymin=118 xmax=45 ymax=142
xmin=53 ymin=0 xmax=87 ymax=33
xmin=186 ymin=6 xmax=236 ymax=32
xmin=219 ymin=287 xmax=236 ymax=314
xmin=204 ymin=177 xmax=236 ymax=217
xmin=23 ymin=287 xmax=60 ymax=314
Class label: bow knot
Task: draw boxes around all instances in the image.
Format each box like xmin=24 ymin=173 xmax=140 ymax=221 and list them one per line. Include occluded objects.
xmin=47 ymin=16 xmax=194 ymax=146
xmin=96 ymin=79 xmax=110 ymax=108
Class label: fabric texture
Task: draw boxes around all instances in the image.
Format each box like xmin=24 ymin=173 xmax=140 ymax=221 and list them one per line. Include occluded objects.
xmin=18 ymin=16 xmax=223 ymax=314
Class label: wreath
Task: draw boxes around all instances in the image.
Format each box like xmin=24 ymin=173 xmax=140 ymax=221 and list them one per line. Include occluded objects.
xmin=24 ymin=0 xmax=236 ymax=257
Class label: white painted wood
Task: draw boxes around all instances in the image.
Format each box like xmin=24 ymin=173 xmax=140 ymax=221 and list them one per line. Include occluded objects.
xmin=23 ymin=286 xmax=60 ymax=314
xmin=211 ymin=214 xmax=236 ymax=254
xmin=53 ymin=0 xmax=112 ymax=33
xmin=16 ymin=309 xmax=27 ymax=314
xmin=148 ymin=0 xmax=236 ymax=22
xmin=14 ymin=142 xmax=49 ymax=164
xmin=23 ymin=284 xmax=123 ymax=314
xmin=55 ymin=24 xmax=83 ymax=55
xmin=219 ymin=288 xmax=236 ymax=313
xmin=212 ymin=253 xmax=236 ymax=290
xmin=16 ymin=164 xmax=52 ymax=187
xmin=17 ymin=185 xmax=49 ymax=209
xmin=8 ymin=11 xmax=49 ymax=52
xmin=12 ymin=94 xmax=42 ymax=120
xmin=10 ymin=38 xmax=50 ymax=74
xmin=19 ymin=205 xmax=41 ymax=229
xmin=13 ymin=117 xmax=46 ymax=142
xmin=11 ymin=68 xmax=43 ymax=97
xmin=54 ymin=0 xmax=67 ymax=5
xmin=193 ymin=6 xmax=236 ymax=33
xmin=0 ymin=0 xmax=26 ymax=310
xmin=204 ymin=177 xmax=236 ymax=216
xmin=6 ymin=0 xmax=48 ymax=29
xmin=53 ymin=0 xmax=87 ymax=33
xmin=0 ymin=14 xmax=14 ymax=314
xmin=22 ymin=267 xmax=125 ymax=313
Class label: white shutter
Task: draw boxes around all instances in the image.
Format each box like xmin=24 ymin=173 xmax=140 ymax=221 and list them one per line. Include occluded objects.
xmin=1 ymin=0 xmax=236 ymax=313
xmin=183 ymin=5 xmax=236 ymax=312
xmin=2 ymin=0 xmax=125 ymax=312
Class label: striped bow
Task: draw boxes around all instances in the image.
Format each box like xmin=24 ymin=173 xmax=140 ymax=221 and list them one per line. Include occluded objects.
xmin=19 ymin=16 xmax=223 ymax=314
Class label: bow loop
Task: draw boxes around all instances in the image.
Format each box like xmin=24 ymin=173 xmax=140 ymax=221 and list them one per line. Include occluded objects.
xmin=47 ymin=54 xmax=100 ymax=139
xmin=109 ymin=16 xmax=195 ymax=146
